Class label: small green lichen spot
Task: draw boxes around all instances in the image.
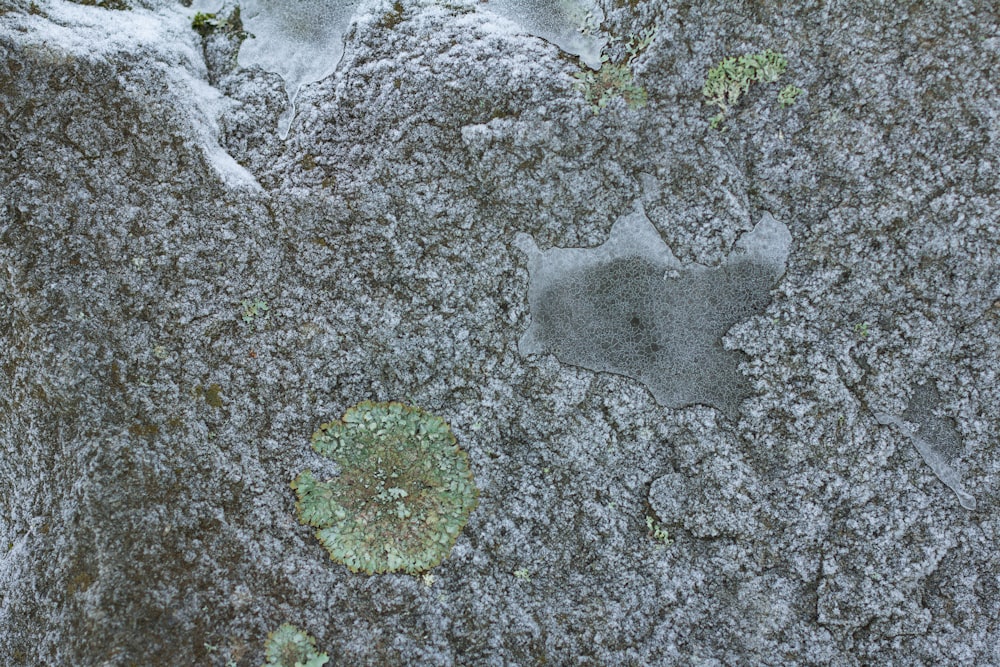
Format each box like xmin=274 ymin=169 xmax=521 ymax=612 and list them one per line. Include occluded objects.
xmin=263 ymin=623 xmax=329 ymax=667
xmin=777 ymin=83 xmax=803 ymax=108
xmin=292 ymin=401 xmax=478 ymax=575
xmin=703 ymin=49 xmax=790 ymax=128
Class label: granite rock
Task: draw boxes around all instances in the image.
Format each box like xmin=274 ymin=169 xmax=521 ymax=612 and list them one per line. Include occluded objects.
xmin=1 ymin=0 xmax=998 ymax=664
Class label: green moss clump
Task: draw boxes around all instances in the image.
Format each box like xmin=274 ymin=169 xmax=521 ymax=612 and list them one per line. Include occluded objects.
xmin=192 ymin=11 xmax=222 ymax=36
xmin=192 ymin=7 xmax=248 ymax=41
xmin=263 ymin=623 xmax=329 ymax=667
xmin=292 ymin=401 xmax=478 ymax=575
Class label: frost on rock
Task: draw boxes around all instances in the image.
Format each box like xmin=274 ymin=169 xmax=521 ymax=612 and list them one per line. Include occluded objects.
xmin=515 ymin=205 xmax=791 ymax=417
xmin=479 ymin=0 xmax=606 ymax=70
xmin=9 ymin=1 xmax=261 ymax=189
xmin=236 ymin=0 xmax=362 ymax=138
xmin=235 ymin=0 xmax=604 ymax=137
xmin=874 ymin=383 xmax=976 ymax=510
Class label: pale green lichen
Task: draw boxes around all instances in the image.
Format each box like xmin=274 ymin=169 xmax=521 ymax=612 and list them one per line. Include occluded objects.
xmin=292 ymin=401 xmax=478 ymax=575
xmin=262 ymin=623 xmax=329 ymax=667
xmin=645 ymin=515 xmax=671 ymax=546
xmin=777 ymin=83 xmax=803 ymax=108
xmin=574 ymin=27 xmax=657 ymax=113
xmin=703 ymin=49 xmax=789 ymax=129
xmin=241 ymin=297 xmax=270 ymax=325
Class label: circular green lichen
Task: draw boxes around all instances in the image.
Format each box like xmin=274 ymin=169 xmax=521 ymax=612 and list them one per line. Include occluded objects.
xmin=291 ymin=401 xmax=478 ymax=575
xmin=263 ymin=623 xmax=328 ymax=667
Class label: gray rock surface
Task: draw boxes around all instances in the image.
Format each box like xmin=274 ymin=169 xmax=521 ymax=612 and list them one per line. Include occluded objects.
xmin=1 ymin=0 xmax=998 ymax=664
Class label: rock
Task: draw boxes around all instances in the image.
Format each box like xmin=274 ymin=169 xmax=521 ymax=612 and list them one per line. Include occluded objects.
xmin=1 ymin=0 xmax=998 ymax=665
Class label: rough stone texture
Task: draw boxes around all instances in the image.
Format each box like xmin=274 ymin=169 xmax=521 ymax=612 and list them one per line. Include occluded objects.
xmin=1 ymin=0 xmax=998 ymax=665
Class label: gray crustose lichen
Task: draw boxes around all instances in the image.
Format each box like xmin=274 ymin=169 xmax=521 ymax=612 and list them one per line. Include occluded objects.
xmin=515 ymin=205 xmax=791 ymax=417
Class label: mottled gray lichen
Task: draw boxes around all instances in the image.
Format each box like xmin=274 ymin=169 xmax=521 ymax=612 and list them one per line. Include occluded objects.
xmin=515 ymin=206 xmax=791 ymax=416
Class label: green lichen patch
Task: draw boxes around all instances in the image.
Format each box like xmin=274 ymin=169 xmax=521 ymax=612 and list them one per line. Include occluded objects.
xmin=777 ymin=83 xmax=803 ymax=108
xmin=263 ymin=623 xmax=329 ymax=667
xmin=574 ymin=61 xmax=648 ymax=112
xmin=292 ymin=401 xmax=478 ymax=575
xmin=574 ymin=27 xmax=657 ymax=113
xmin=703 ymin=49 xmax=790 ymax=129
xmin=241 ymin=297 xmax=270 ymax=326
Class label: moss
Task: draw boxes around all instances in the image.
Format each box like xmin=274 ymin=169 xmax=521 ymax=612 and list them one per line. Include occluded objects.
xmin=192 ymin=11 xmax=221 ymax=36
xmin=192 ymin=7 xmax=248 ymax=42
xmin=66 ymin=570 xmax=94 ymax=595
xmin=196 ymin=383 xmax=224 ymax=409
xmin=299 ymin=153 xmax=318 ymax=171
xmin=128 ymin=422 xmax=159 ymax=439
xmin=72 ymin=0 xmax=131 ymax=10
xmin=377 ymin=0 xmax=404 ymax=29
xmin=292 ymin=401 xmax=478 ymax=575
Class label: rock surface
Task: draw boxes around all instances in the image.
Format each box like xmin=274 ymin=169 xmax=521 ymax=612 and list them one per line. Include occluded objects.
xmin=1 ymin=0 xmax=998 ymax=665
